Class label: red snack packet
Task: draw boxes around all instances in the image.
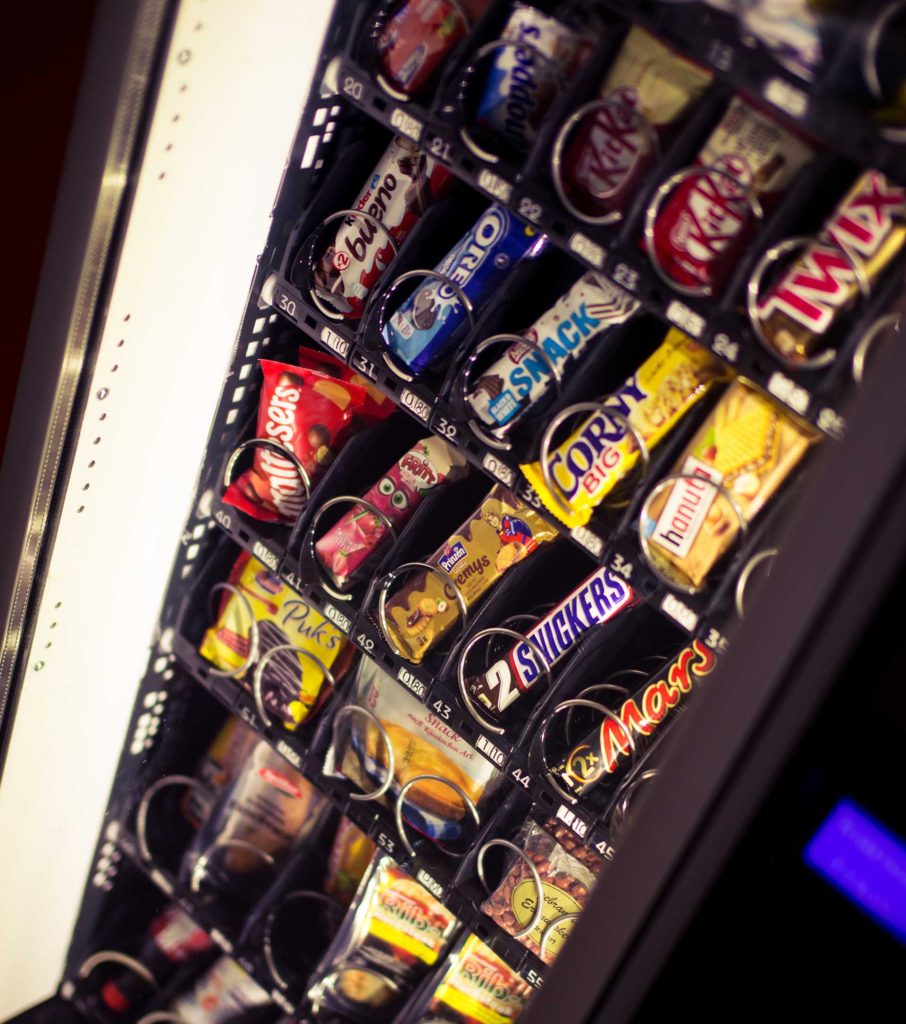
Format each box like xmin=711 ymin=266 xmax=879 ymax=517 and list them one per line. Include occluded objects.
xmin=298 ymin=346 xmax=393 ymax=423
xmin=223 ymin=360 xmax=369 ymax=524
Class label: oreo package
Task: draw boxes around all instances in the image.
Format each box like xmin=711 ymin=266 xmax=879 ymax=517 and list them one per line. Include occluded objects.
xmin=383 ymin=205 xmax=547 ymax=373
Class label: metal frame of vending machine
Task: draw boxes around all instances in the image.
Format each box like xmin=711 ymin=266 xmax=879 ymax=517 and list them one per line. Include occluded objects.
xmin=2 ymin=0 xmax=905 ymax=1022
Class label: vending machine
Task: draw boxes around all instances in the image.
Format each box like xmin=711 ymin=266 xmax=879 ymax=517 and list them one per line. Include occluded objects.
xmin=2 ymin=1 xmax=905 ymax=1022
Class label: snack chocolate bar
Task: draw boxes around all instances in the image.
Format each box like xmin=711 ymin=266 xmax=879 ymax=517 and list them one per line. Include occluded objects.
xmin=307 ymin=855 xmax=459 ymax=1022
xmin=306 ymin=135 xmax=453 ymax=320
xmin=642 ymin=379 xmax=818 ymax=589
xmin=481 ymin=819 xmax=606 ymax=963
xmin=466 ymin=566 xmax=637 ymax=718
xmin=552 ymin=638 xmax=717 ymax=798
xmin=200 ymin=552 xmax=353 ymax=729
xmin=648 ymin=96 xmax=815 ymax=295
xmin=521 ymin=329 xmax=730 ymax=527
xmin=559 ymin=26 xmax=712 ymax=220
xmin=323 ymin=817 xmax=377 ymax=908
xmin=326 ymin=658 xmax=501 ymax=842
xmin=416 ymin=932 xmax=533 ymax=1023
xmin=474 ymin=2 xmax=592 ymax=153
xmin=757 ymin=170 xmax=906 ymax=362
xmin=381 ymin=484 xmax=558 ymax=663
xmin=181 ymin=716 xmax=258 ymax=828
xmin=315 ymin=436 xmax=469 ymax=590
xmin=466 ymin=271 xmax=640 ymax=432
xmin=384 ymin=205 xmax=547 ymax=373
xmin=376 ymin=0 xmax=492 ymax=98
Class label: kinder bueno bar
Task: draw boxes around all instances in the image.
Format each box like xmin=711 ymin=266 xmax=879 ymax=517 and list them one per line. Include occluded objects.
xmin=521 ymin=329 xmax=729 ymax=528
xmin=648 ymin=97 xmax=815 ymax=295
xmin=553 ymin=638 xmax=717 ymax=798
xmin=304 ymin=136 xmax=453 ymax=320
xmin=315 ymin=436 xmax=469 ymax=589
xmin=384 ymin=205 xmax=547 ymax=373
xmin=466 ymin=566 xmax=637 ymax=718
xmin=757 ymin=170 xmax=906 ymax=363
xmin=466 ymin=271 xmax=640 ymax=431
xmin=376 ymin=0 xmax=492 ymax=98
xmin=559 ymin=26 xmax=712 ymax=221
xmin=381 ymin=484 xmax=558 ymax=664
xmin=643 ymin=379 xmax=817 ymax=589
xmin=474 ymin=2 xmax=592 ymax=153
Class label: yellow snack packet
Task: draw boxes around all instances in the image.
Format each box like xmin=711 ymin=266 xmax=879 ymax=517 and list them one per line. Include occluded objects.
xmin=642 ymin=379 xmax=819 ymax=589
xmin=521 ymin=329 xmax=729 ymax=527
xmin=199 ymin=551 xmax=351 ymax=729
xmin=381 ymin=485 xmax=558 ymax=664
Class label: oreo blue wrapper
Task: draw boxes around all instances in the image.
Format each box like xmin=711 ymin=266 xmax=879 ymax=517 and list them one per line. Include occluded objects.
xmin=384 ymin=204 xmax=547 ymax=373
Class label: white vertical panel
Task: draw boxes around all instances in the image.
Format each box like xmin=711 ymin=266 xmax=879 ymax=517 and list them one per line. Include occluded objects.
xmin=0 ymin=0 xmax=335 ymax=1014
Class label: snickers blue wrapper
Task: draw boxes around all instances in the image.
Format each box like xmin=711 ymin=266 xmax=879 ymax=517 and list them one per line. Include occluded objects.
xmin=383 ymin=204 xmax=547 ymax=373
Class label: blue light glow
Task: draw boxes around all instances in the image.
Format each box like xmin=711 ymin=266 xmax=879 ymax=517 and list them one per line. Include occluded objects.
xmin=804 ymin=798 xmax=906 ymax=944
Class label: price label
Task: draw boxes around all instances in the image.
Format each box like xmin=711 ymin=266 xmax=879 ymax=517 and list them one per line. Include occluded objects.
xmin=555 ymin=803 xmax=590 ymax=839
xmin=352 ymin=352 xmax=378 ymax=381
xmin=666 ymin=299 xmax=705 ymax=339
xmin=400 ymin=387 xmax=432 ymax=423
xmin=517 ymin=195 xmax=544 ymax=224
xmin=355 ymin=631 xmax=375 ymax=653
xmin=764 ymin=76 xmax=809 ymax=118
xmin=252 ymin=541 xmax=278 ymax=572
xmin=570 ymin=525 xmax=603 ymax=559
xmin=712 ymin=332 xmax=739 ymax=364
xmin=210 ymin=929 xmax=233 ymax=954
xmin=569 ymin=231 xmax=604 ymax=269
xmin=661 ymin=592 xmax=699 ymax=633
xmin=767 ymin=371 xmax=810 ymax=416
xmin=390 ymin=107 xmax=423 ymax=142
xmin=482 ymin=452 xmax=515 ymax=487
xmin=276 ymin=739 xmax=302 ymax=768
xmin=324 ymin=603 xmax=352 ymax=634
xmin=398 ymin=665 xmax=427 ymax=700
xmin=477 ymin=168 xmax=513 ymax=204
xmin=321 ymin=325 xmax=351 ymax=360
xmin=416 ymin=869 xmax=444 ymax=898
xmin=475 ymin=734 xmax=508 ymax=767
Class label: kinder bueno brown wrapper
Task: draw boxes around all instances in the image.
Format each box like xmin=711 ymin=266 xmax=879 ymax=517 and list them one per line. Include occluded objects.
xmin=223 ymin=352 xmax=389 ymax=525
xmin=552 ymin=638 xmax=717 ymax=799
xmin=474 ymin=2 xmax=594 ymax=154
xmin=315 ymin=436 xmax=469 ymax=589
xmin=558 ymin=26 xmax=712 ymax=221
xmin=465 ymin=565 xmax=637 ymax=719
xmin=642 ymin=379 xmax=818 ymax=589
xmin=648 ymin=97 xmax=815 ymax=295
xmin=381 ymin=484 xmax=558 ymax=664
xmin=756 ymin=170 xmax=906 ymax=364
xmin=466 ymin=271 xmax=640 ymax=432
xmin=305 ymin=135 xmax=453 ymax=320
xmin=376 ymin=0 xmax=492 ymax=98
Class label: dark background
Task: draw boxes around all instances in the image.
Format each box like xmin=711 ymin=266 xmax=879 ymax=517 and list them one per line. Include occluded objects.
xmin=0 ymin=2 xmax=96 ymax=452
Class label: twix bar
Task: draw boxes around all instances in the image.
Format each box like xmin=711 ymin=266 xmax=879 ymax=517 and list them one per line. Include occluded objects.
xmin=756 ymin=170 xmax=906 ymax=362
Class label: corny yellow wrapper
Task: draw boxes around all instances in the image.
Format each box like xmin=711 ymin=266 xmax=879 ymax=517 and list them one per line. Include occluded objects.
xmin=521 ymin=329 xmax=729 ymax=527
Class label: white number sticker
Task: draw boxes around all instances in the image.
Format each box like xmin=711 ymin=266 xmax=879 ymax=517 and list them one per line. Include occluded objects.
xmin=477 ymin=168 xmax=513 ymax=204
xmin=355 ymin=632 xmax=375 ymax=653
xmin=666 ymin=299 xmax=705 ymax=338
xmin=569 ymin=231 xmax=604 ymax=269
xmin=390 ymin=107 xmax=423 ymax=142
xmin=517 ymin=195 xmax=543 ymax=224
xmin=341 ymin=75 xmax=364 ymax=101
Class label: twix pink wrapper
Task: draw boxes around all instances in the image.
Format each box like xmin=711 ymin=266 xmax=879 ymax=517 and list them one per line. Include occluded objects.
xmin=315 ymin=436 xmax=469 ymax=589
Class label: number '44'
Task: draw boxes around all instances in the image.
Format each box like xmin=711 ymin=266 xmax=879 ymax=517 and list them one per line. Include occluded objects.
xmin=511 ymin=767 xmax=531 ymax=790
